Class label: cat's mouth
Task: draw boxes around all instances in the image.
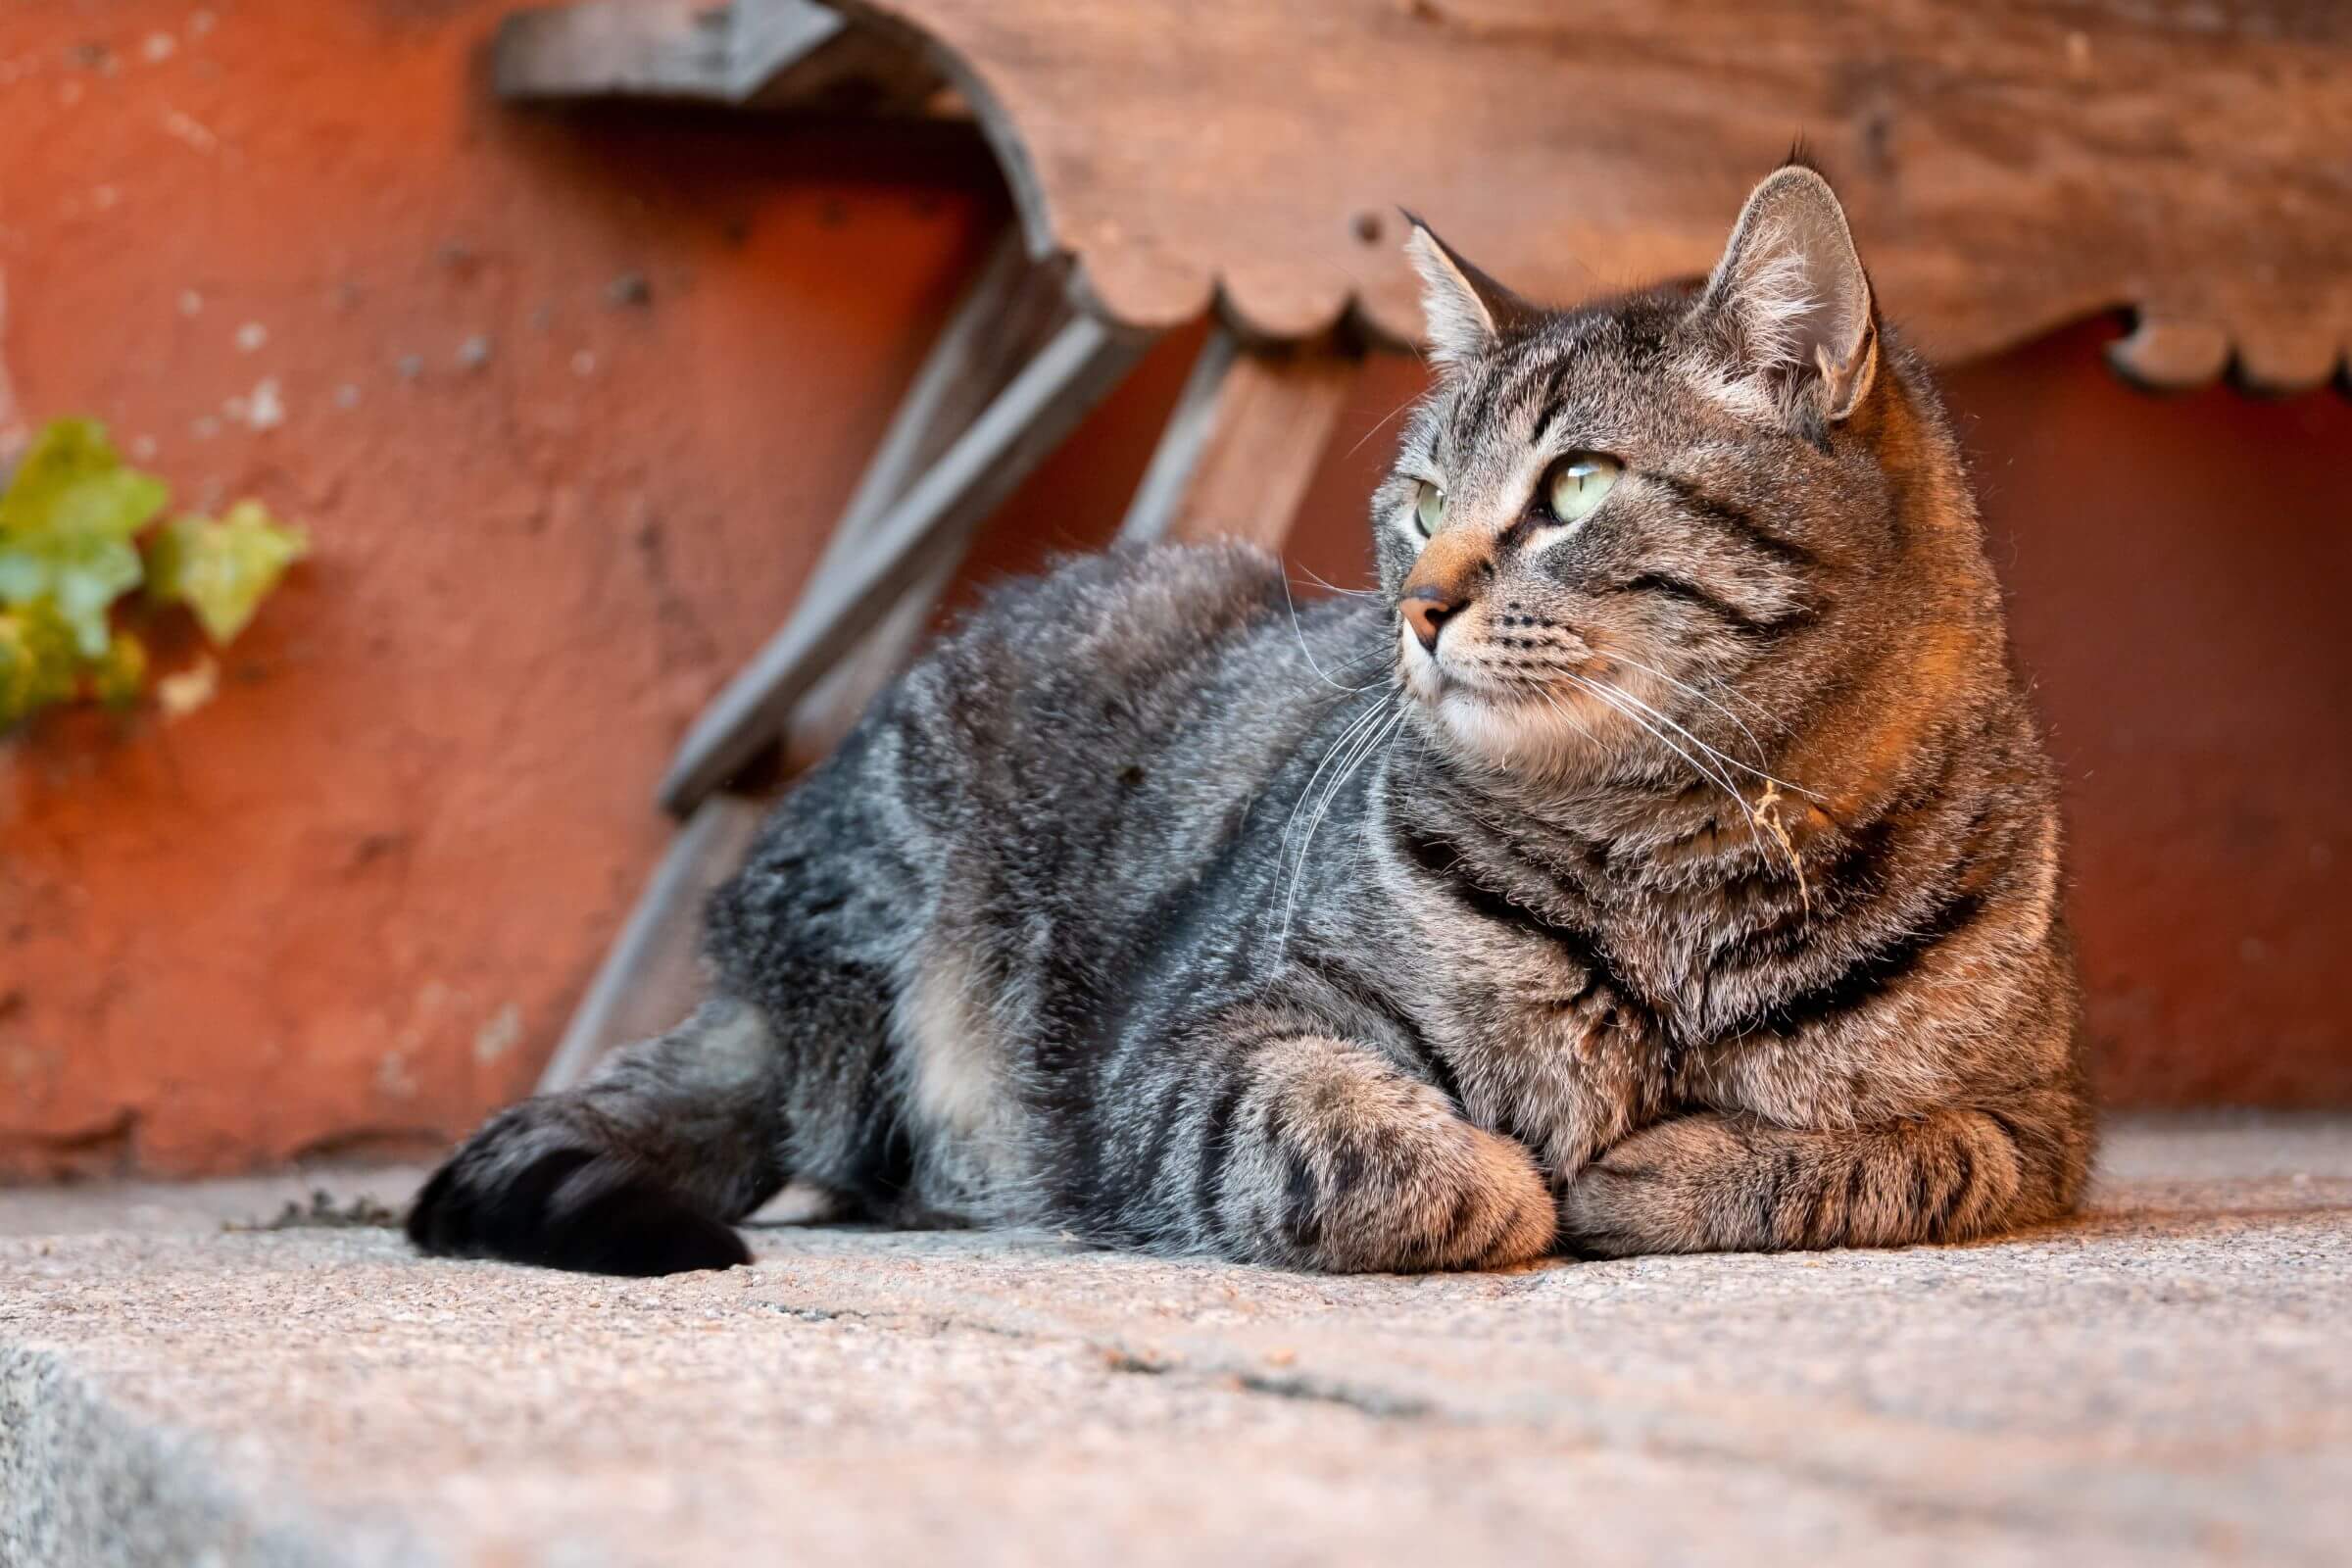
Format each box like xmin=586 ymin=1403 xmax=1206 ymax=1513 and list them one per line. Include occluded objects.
xmin=1397 ymin=621 xmax=1625 ymax=769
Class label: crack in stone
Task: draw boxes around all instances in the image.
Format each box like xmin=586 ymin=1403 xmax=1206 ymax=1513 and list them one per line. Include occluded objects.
xmin=753 ymin=1285 xmax=1444 ymax=1423
xmin=1227 ymin=1370 xmax=1437 ymax=1421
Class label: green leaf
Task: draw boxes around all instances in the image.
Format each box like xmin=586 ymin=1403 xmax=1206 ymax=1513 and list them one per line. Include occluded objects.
xmin=0 ymin=601 xmax=82 ymax=730
xmin=0 ymin=418 xmax=169 ymax=658
xmin=92 ymin=628 xmax=149 ymax=710
xmin=145 ymin=500 xmax=309 ymax=646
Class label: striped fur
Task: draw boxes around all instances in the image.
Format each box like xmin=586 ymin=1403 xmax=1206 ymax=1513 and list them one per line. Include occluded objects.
xmin=411 ymin=164 xmax=2091 ymax=1274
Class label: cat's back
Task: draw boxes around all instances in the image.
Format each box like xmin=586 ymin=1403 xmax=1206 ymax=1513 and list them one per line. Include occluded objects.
xmin=884 ymin=542 xmax=1375 ymax=835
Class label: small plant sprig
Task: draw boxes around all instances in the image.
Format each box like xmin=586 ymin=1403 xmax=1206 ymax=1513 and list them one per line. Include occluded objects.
xmin=0 ymin=417 xmax=307 ymax=731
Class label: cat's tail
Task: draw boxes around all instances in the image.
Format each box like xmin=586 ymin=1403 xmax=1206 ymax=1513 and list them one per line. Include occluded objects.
xmin=406 ymin=997 xmax=787 ymax=1275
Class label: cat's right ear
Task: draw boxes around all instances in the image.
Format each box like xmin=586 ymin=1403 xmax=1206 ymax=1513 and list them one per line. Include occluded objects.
xmin=1696 ymin=163 xmax=1879 ymax=422
xmin=1402 ymin=213 xmax=1540 ymax=369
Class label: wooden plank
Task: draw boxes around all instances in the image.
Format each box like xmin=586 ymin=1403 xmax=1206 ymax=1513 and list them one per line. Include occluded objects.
xmin=833 ymin=0 xmax=2352 ymax=387
xmin=494 ymin=0 xmax=947 ymax=113
xmin=2106 ymin=318 xmax=2231 ymax=393
xmin=781 ymin=550 xmax=961 ymax=771
xmin=496 ymin=0 xmax=829 ymax=104
xmin=1121 ymin=333 xmax=1358 ymax=554
xmin=654 ymin=237 xmax=1073 ymax=808
xmin=1114 ymin=324 xmax=1240 ymax=546
xmin=659 ymin=312 xmax=1148 ymax=812
xmin=538 ymin=793 xmax=767 ymax=1091
xmin=775 ymin=237 xmax=1072 ymax=770
xmin=820 ymin=235 xmax=1050 ymax=565
xmin=2230 ymin=329 xmax=2347 ymax=399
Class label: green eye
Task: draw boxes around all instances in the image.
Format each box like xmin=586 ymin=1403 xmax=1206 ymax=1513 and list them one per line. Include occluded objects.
xmin=1546 ymin=453 xmax=1621 ymax=524
xmin=1413 ymin=479 xmax=1446 ymax=537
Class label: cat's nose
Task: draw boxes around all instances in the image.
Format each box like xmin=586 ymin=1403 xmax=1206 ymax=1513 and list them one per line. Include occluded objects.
xmin=1400 ymin=590 xmax=1462 ymax=653
xmin=1399 ymin=527 xmax=1488 ymax=654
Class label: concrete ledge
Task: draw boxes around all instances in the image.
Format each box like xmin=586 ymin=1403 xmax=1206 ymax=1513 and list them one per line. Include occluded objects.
xmin=2 ymin=1115 xmax=2347 ymax=1566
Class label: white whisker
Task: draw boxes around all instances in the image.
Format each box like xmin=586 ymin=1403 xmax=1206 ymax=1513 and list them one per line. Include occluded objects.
xmin=1565 ymin=673 xmax=1748 ymax=808
xmin=1290 ymin=566 xmax=1382 ymax=600
xmin=1344 ymin=391 xmax=1426 ymax=459
xmin=1279 ymin=572 xmax=1385 ymax=693
xmin=1279 ymin=692 xmax=1396 ymax=872
xmin=1576 ymin=669 xmax=1821 ymax=803
xmin=1279 ymin=700 xmax=1407 ymax=947
xmin=1563 ymin=671 xmax=1809 ymax=907
xmin=1591 ymin=647 xmax=1777 ymax=767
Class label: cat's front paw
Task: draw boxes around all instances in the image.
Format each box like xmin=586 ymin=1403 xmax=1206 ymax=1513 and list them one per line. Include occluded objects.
xmin=1556 ymin=1115 xmax=1746 ymax=1259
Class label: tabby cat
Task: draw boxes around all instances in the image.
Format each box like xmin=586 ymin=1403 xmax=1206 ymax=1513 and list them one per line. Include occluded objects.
xmin=409 ymin=162 xmax=2093 ymax=1276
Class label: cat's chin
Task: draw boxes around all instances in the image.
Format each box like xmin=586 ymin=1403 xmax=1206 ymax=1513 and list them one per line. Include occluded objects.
xmin=1411 ymin=676 xmax=1609 ymax=780
xmin=1396 ymin=624 xmax=1620 ymax=779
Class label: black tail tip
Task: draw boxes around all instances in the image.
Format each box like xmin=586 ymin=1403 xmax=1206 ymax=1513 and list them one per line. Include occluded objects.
xmin=408 ymin=1151 xmax=751 ymax=1277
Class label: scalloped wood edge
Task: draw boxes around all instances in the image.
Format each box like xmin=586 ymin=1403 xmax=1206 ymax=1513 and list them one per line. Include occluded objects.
xmin=2107 ymin=318 xmax=2351 ymax=398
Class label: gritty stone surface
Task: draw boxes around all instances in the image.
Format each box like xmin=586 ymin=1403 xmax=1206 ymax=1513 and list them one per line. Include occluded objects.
xmin=2 ymin=1114 xmax=2347 ymax=1566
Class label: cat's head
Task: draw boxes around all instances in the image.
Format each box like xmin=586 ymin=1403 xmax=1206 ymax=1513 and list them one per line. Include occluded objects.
xmin=1377 ymin=160 xmax=1970 ymax=780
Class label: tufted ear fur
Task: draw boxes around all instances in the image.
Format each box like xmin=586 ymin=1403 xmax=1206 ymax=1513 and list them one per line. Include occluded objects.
xmin=1698 ymin=163 xmax=1879 ymax=422
xmin=1402 ymin=212 xmax=1543 ymax=369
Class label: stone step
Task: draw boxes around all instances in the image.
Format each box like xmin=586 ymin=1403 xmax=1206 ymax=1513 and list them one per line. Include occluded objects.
xmin=3 ymin=1114 xmax=2347 ymax=1566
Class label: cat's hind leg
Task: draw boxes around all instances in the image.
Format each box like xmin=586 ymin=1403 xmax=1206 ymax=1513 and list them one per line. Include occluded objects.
xmin=1126 ymin=1030 xmax=1554 ymax=1272
xmin=406 ymin=998 xmax=787 ymax=1275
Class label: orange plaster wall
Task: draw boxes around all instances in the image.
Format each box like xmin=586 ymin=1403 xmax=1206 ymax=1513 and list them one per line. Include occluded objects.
xmin=0 ymin=0 xmax=1022 ymax=1175
xmin=2 ymin=2 xmax=2345 ymax=1179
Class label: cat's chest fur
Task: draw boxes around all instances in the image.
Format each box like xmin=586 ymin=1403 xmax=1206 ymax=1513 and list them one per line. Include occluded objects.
xmin=1375 ymin=849 xmax=1685 ymax=1175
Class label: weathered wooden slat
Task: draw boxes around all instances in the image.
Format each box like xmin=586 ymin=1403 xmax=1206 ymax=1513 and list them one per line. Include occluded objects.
xmin=1121 ymin=330 xmax=1359 ymax=554
xmin=494 ymin=0 xmax=947 ymax=113
xmin=1162 ymin=343 xmax=1357 ymax=552
xmin=2106 ymin=318 xmax=2232 ymax=393
xmin=820 ymin=238 xmax=1049 ymax=571
xmin=1115 ymin=324 xmax=1241 ymax=546
xmin=496 ymin=0 xmax=830 ymax=104
xmin=659 ymin=312 xmax=1148 ymax=812
xmin=781 ymin=552 xmax=963 ymax=772
xmin=538 ymin=793 xmax=767 ymax=1092
xmin=2229 ymin=330 xmax=2346 ymax=399
xmin=778 ymin=238 xmax=1075 ymax=771
xmin=659 ymin=238 xmax=1082 ymax=810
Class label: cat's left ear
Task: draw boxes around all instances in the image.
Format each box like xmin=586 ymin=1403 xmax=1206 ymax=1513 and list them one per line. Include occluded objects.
xmin=1699 ymin=163 xmax=1879 ymax=421
xmin=1402 ymin=213 xmax=1542 ymax=369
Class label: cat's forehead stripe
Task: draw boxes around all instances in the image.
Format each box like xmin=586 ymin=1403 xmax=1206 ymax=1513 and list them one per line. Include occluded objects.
xmin=1449 ymin=314 xmax=1621 ymax=451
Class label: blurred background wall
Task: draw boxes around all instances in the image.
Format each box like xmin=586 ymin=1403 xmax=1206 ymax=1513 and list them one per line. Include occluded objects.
xmin=2 ymin=0 xmax=2346 ymax=1178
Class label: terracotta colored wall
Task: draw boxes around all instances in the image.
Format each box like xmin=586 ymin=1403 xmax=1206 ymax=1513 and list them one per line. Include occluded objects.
xmin=0 ymin=0 xmax=1018 ymax=1175
xmin=2 ymin=3 xmax=2345 ymax=1178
